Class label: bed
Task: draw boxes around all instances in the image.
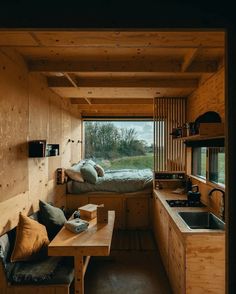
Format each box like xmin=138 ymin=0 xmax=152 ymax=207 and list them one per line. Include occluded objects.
xmin=65 ymin=165 xmax=153 ymax=229
xmin=66 ymin=168 xmax=153 ymax=194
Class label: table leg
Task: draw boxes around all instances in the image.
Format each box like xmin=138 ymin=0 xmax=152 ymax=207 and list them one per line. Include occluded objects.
xmin=74 ymin=255 xmax=84 ymax=294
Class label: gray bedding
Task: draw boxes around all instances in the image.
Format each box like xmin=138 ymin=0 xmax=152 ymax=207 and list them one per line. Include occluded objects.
xmin=67 ymin=169 xmax=153 ymax=194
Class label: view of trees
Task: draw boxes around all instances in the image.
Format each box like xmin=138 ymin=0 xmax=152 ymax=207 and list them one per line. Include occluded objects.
xmin=84 ymin=122 xmax=148 ymax=160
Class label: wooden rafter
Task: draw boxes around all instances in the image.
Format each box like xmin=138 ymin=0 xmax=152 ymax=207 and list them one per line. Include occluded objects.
xmin=28 ymin=59 xmax=218 ymax=73
xmin=70 ymin=98 xmax=153 ymax=105
xmin=47 ymin=77 xmax=198 ymax=89
xmin=181 ymin=48 xmax=200 ymax=72
xmin=63 ymin=72 xmax=91 ymax=105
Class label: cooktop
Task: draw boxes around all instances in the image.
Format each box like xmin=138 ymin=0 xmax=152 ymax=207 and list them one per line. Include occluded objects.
xmin=166 ymin=199 xmax=206 ymax=207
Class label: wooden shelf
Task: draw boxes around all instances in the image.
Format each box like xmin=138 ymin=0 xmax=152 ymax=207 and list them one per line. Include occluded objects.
xmin=155 ymin=179 xmax=184 ymax=182
xmin=173 ymin=135 xmax=224 ymax=142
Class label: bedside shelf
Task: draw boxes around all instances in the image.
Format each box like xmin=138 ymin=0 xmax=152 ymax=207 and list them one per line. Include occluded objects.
xmin=173 ymin=135 xmax=224 ymax=141
xmin=28 ymin=140 xmax=60 ymax=157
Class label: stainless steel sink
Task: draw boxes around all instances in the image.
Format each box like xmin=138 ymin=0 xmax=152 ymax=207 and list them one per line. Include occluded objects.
xmin=178 ymin=211 xmax=225 ymax=230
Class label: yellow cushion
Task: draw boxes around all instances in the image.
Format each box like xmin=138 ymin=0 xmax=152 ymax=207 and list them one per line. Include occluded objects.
xmin=11 ymin=213 xmax=49 ymax=262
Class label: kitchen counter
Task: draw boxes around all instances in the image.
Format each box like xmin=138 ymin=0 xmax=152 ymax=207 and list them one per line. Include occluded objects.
xmin=153 ymin=188 xmax=225 ymax=294
xmin=153 ymin=189 xmax=225 ymax=235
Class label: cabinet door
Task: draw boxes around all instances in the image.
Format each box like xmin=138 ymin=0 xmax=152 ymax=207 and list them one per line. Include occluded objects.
xmin=126 ymin=197 xmax=149 ymax=229
xmin=152 ymin=195 xmax=169 ymax=271
xmin=168 ymin=223 xmax=185 ymax=294
xmin=157 ymin=199 xmax=169 ymax=270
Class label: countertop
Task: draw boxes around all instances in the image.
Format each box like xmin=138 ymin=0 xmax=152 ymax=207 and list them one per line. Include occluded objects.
xmin=153 ymin=189 xmax=225 ymax=235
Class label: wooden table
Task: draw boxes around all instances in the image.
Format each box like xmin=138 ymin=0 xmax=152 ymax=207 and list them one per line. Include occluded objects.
xmin=48 ymin=211 xmax=115 ymax=294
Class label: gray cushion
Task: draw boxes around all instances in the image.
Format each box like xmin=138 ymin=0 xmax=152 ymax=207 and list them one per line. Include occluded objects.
xmin=10 ymin=257 xmax=74 ymax=285
xmin=39 ymin=201 xmax=66 ymax=240
xmin=80 ymin=163 xmax=98 ymax=184
xmin=0 ymin=230 xmax=16 ymax=279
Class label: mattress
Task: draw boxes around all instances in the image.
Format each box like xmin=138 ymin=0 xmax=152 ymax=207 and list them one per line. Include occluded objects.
xmin=67 ymin=169 xmax=153 ymax=194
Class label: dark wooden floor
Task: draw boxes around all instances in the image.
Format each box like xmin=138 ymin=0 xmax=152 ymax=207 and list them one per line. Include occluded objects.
xmin=84 ymin=230 xmax=172 ymax=294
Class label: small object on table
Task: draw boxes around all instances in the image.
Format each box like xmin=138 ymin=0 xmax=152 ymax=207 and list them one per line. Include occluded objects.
xmin=73 ymin=211 xmax=80 ymax=219
xmin=64 ymin=218 xmax=89 ymax=234
xmin=78 ymin=203 xmax=97 ymax=220
xmin=97 ymin=204 xmax=108 ymax=223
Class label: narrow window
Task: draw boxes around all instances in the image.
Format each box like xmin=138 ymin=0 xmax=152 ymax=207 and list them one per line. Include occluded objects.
xmin=192 ymin=147 xmax=207 ymax=179
xmin=209 ymin=147 xmax=225 ymax=185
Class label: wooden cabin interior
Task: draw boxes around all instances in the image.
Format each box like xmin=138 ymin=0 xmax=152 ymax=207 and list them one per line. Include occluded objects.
xmin=0 ymin=30 xmax=225 ymax=294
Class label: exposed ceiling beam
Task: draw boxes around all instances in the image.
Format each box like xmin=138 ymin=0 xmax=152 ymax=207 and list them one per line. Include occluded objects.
xmin=48 ymin=77 xmax=199 ymax=88
xmin=49 ymin=87 xmax=192 ymax=98
xmin=28 ymin=59 xmax=218 ymax=73
xmin=76 ymin=104 xmax=153 ymax=112
xmin=70 ymin=98 xmax=154 ymax=105
xmin=181 ymin=48 xmax=200 ymax=72
xmin=63 ymin=72 xmax=91 ymax=105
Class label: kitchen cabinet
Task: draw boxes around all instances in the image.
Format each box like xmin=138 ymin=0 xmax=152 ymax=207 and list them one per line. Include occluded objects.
xmin=153 ymin=194 xmax=169 ymax=270
xmin=168 ymin=222 xmax=185 ymax=294
xmin=152 ymin=189 xmax=225 ymax=294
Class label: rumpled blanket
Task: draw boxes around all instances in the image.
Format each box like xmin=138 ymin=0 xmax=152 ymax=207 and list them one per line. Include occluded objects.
xmin=11 ymin=256 xmax=61 ymax=283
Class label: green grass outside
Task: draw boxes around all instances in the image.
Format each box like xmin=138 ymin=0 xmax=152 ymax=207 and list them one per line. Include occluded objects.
xmin=96 ymin=152 xmax=154 ymax=170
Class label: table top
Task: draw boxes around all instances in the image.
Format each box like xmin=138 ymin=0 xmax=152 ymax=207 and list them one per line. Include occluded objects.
xmin=48 ymin=210 xmax=115 ymax=257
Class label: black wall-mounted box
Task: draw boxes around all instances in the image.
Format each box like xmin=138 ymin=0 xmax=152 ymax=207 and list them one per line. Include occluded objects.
xmin=28 ymin=140 xmax=46 ymax=157
xmin=28 ymin=140 xmax=59 ymax=157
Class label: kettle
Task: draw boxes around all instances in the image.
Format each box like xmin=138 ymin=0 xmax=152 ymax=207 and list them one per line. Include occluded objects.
xmin=187 ymin=185 xmax=201 ymax=202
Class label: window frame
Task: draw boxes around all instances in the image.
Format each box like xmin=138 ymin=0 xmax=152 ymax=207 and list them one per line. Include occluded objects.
xmin=191 ymin=146 xmax=225 ymax=189
xmin=81 ymin=118 xmax=154 ymax=170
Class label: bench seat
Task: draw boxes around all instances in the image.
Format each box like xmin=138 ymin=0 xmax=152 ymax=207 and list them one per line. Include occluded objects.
xmin=0 ymin=212 xmax=74 ymax=294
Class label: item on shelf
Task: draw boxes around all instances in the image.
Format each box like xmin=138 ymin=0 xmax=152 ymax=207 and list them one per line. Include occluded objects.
xmin=78 ymin=203 xmax=97 ymax=220
xmin=170 ymin=127 xmax=182 ymax=138
xmin=155 ymin=171 xmax=185 ymax=180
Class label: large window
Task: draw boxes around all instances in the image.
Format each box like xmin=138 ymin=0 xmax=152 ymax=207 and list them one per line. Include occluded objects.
xmin=83 ymin=120 xmax=153 ymax=170
xmin=192 ymin=147 xmax=225 ymax=186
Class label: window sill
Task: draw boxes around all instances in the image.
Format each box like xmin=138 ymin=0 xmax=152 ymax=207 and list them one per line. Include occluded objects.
xmin=190 ymin=175 xmax=225 ymax=191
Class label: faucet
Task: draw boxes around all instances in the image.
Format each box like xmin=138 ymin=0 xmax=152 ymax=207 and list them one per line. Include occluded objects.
xmin=208 ymin=188 xmax=225 ymax=221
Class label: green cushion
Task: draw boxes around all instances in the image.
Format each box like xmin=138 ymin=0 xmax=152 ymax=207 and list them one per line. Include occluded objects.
xmin=80 ymin=163 xmax=98 ymax=184
xmin=39 ymin=201 xmax=66 ymax=240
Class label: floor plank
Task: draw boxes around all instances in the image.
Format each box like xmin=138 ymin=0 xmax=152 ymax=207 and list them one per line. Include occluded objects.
xmin=85 ymin=230 xmax=172 ymax=294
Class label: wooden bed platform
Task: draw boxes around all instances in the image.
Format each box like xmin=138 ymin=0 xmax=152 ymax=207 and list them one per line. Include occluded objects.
xmin=66 ymin=189 xmax=153 ymax=229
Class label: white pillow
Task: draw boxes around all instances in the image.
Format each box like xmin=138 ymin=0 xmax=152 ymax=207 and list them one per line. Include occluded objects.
xmin=65 ymin=169 xmax=84 ymax=182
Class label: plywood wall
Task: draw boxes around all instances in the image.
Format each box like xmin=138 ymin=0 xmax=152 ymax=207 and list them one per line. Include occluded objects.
xmin=186 ymin=66 xmax=225 ymax=218
xmin=0 ymin=49 xmax=82 ymax=235
xmin=187 ymin=66 xmax=225 ymax=122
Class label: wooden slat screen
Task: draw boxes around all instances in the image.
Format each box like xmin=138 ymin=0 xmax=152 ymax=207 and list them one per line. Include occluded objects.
xmin=154 ymin=97 xmax=186 ymax=172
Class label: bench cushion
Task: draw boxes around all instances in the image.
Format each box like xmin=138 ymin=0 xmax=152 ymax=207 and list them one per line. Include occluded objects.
xmin=39 ymin=200 xmax=66 ymax=240
xmin=10 ymin=214 xmax=49 ymax=262
xmin=10 ymin=257 xmax=74 ymax=285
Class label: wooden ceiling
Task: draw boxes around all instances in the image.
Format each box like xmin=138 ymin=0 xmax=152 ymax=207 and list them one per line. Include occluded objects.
xmin=0 ymin=30 xmax=225 ymax=116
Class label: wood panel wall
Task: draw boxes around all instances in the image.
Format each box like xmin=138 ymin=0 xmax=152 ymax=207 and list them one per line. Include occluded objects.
xmin=186 ymin=66 xmax=225 ymax=218
xmin=187 ymin=66 xmax=225 ymax=122
xmin=0 ymin=49 xmax=82 ymax=235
